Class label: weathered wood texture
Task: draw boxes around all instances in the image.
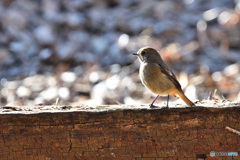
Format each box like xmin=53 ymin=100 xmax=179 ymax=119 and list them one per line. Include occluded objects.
xmin=0 ymin=106 xmax=240 ymax=159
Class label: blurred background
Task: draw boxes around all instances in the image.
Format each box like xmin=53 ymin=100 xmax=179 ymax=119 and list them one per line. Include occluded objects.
xmin=0 ymin=0 xmax=239 ymax=106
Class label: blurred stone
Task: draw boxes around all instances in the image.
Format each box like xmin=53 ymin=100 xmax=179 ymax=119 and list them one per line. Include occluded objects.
xmin=9 ymin=42 xmax=26 ymax=54
xmin=34 ymin=96 xmax=44 ymax=104
xmin=40 ymin=87 xmax=58 ymax=101
xmin=4 ymin=80 xmax=20 ymax=90
xmin=218 ymin=10 xmax=239 ymax=27
xmin=228 ymin=50 xmax=240 ymax=62
xmin=109 ymin=64 xmax=121 ymax=74
xmin=92 ymin=36 xmax=109 ymax=54
xmin=60 ymin=72 xmax=76 ymax=83
xmin=121 ymin=77 xmax=136 ymax=91
xmin=58 ymin=87 xmax=70 ymax=100
xmin=203 ymin=8 xmax=221 ymax=22
xmin=69 ymin=31 xmax=89 ymax=43
xmin=66 ymin=12 xmax=85 ymax=27
xmin=0 ymin=49 xmax=12 ymax=65
xmin=39 ymin=48 xmax=53 ymax=60
xmin=73 ymin=83 xmax=91 ymax=93
xmin=127 ymin=17 xmax=147 ymax=34
xmin=179 ymin=12 xmax=201 ymax=26
xmin=33 ymin=25 xmax=55 ymax=45
xmin=74 ymin=52 xmax=95 ymax=63
xmin=2 ymin=9 xmax=27 ymax=35
xmin=212 ymin=71 xmax=223 ymax=82
xmin=46 ymin=76 xmax=57 ymax=86
xmin=8 ymin=67 xmax=20 ymax=77
xmin=89 ymin=71 xmax=100 ymax=83
xmin=106 ymin=75 xmax=120 ymax=90
xmin=73 ymin=66 xmax=83 ymax=76
xmin=154 ymin=20 xmax=176 ymax=35
xmin=118 ymin=34 xmax=129 ymax=48
xmin=63 ymin=0 xmax=94 ymax=11
xmin=184 ymin=85 xmax=197 ymax=100
xmin=109 ymin=43 xmax=121 ymax=59
xmin=42 ymin=0 xmax=60 ymax=19
xmin=23 ymin=75 xmax=49 ymax=91
xmin=56 ymin=42 xmax=76 ymax=60
xmin=91 ymin=81 xmax=107 ymax=104
xmin=88 ymin=7 xmax=106 ymax=31
xmin=153 ymin=1 xmax=177 ymax=20
xmin=223 ymin=63 xmax=239 ymax=77
xmin=16 ymin=86 xmax=31 ymax=97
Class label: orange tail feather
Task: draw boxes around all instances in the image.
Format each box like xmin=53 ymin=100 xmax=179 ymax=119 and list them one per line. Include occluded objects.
xmin=174 ymin=90 xmax=195 ymax=107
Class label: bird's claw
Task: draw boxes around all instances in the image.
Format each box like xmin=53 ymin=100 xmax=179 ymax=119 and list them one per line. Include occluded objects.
xmin=165 ymin=105 xmax=169 ymax=109
xmin=149 ymin=104 xmax=158 ymax=108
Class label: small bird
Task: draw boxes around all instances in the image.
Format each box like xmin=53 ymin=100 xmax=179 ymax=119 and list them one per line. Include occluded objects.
xmin=133 ymin=46 xmax=195 ymax=108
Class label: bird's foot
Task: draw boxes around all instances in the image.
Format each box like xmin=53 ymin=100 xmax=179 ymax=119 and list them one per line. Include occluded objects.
xmin=149 ymin=104 xmax=158 ymax=108
xmin=165 ymin=104 xmax=169 ymax=109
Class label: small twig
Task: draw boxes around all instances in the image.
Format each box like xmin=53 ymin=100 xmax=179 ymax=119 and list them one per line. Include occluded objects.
xmin=208 ymin=91 xmax=212 ymax=100
xmin=208 ymin=89 xmax=219 ymax=100
xmin=55 ymin=98 xmax=59 ymax=105
xmin=115 ymin=101 xmax=123 ymax=105
xmin=225 ymin=126 xmax=240 ymax=136
xmin=213 ymin=89 xmax=217 ymax=97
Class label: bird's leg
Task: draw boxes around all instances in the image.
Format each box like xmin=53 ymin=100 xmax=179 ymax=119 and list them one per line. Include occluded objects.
xmin=166 ymin=94 xmax=169 ymax=109
xmin=150 ymin=95 xmax=159 ymax=108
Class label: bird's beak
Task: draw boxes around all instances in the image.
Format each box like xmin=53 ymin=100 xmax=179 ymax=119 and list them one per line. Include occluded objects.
xmin=132 ymin=52 xmax=138 ymax=56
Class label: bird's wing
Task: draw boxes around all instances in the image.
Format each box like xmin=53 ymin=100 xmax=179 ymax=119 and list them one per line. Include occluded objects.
xmin=157 ymin=63 xmax=182 ymax=91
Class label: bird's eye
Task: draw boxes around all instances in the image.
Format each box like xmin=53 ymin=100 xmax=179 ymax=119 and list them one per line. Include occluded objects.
xmin=142 ymin=51 xmax=146 ymax=55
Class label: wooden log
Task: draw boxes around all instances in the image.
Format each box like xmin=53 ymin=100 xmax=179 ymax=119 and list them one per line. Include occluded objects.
xmin=0 ymin=104 xmax=239 ymax=159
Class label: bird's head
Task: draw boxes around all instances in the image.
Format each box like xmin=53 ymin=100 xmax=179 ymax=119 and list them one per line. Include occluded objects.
xmin=133 ymin=47 xmax=162 ymax=63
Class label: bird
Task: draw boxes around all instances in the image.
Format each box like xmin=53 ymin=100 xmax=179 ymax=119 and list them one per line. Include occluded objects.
xmin=133 ymin=46 xmax=195 ymax=108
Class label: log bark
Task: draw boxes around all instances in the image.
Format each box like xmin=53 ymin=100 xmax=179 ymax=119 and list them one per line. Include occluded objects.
xmin=0 ymin=104 xmax=240 ymax=159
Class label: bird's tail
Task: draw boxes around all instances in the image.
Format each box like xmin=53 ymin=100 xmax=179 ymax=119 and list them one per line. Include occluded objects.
xmin=175 ymin=90 xmax=195 ymax=107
